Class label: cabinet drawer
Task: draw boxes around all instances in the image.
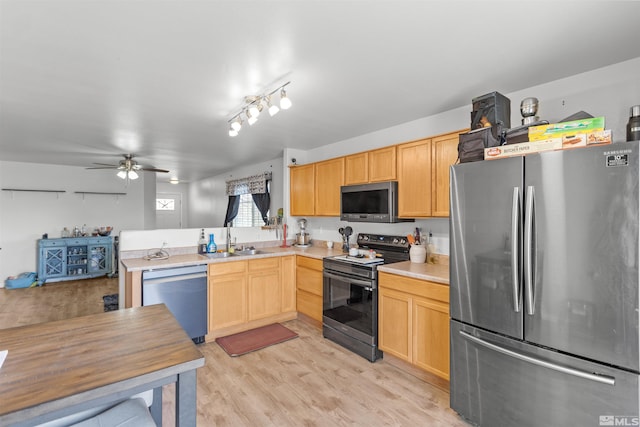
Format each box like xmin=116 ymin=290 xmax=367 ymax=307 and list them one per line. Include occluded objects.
xmin=248 ymin=257 xmax=280 ymax=272
xmin=87 ymin=237 xmax=111 ymax=245
xmin=296 ymin=267 xmax=323 ymax=296
xmin=39 ymin=239 xmax=65 ymax=247
xmin=65 ymin=239 xmax=85 ymax=246
xmin=297 ymin=290 xmax=322 ymax=322
xmin=378 ymin=272 xmax=449 ymax=303
xmin=296 ymin=255 xmax=322 ymax=271
xmin=208 ymin=260 xmax=247 ymax=276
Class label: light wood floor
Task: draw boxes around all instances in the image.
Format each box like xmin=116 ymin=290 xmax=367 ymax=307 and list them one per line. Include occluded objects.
xmin=0 ymin=278 xmax=469 ymax=426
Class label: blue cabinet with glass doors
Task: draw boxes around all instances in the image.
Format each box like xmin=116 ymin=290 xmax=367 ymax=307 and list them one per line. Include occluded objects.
xmin=38 ymin=236 xmax=113 ymax=284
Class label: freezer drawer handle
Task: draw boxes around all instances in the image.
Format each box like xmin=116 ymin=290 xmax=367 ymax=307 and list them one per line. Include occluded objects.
xmin=460 ymin=331 xmax=615 ymax=386
xmin=511 ymin=187 xmax=521 ymax=312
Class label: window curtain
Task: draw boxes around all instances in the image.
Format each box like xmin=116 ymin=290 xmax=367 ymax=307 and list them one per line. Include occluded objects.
xmin=252 ymin=192 xmax=270 ymax=225
xmin=224 ymin=172 xmax=272 ymax=226
xmin=223 ymin=195 xmax=240 ymax=226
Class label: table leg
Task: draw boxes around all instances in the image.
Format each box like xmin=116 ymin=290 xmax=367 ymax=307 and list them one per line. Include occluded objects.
xmin=150 ymin=386 xmax=163 ymax=426
xmin=176 ymin=369 xmax=197 ymax=427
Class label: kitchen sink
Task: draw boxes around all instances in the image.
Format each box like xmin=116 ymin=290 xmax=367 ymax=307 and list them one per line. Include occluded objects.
xmin=204 ymin=252 xmax=236 ymax=259
xmin=233 ymin=249 xmax=265 ymax=256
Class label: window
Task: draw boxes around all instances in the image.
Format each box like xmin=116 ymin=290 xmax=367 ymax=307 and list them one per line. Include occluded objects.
xmin=233 ymin=194 xmax=266 ymax=227
xmin=156 ymin=198 xmax=175 ymax=211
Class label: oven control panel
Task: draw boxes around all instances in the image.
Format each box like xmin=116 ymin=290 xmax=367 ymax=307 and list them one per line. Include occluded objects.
xmin=356 ymin=233 xmax=409 ymax=250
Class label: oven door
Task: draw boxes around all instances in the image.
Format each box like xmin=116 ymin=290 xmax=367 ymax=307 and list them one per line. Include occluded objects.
xmin=322 ymin=269 xmax=377 ymax=345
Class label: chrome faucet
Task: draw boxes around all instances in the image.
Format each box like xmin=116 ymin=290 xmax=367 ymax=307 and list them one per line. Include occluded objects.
xmin=226 ymin=223 xmax=232 ymax=252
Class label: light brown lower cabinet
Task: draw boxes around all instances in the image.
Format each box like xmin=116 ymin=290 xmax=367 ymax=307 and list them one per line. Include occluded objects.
xmin=378 ymin=271 xmax=450 ymax=380
xmin=295 ymin=255 xmax=323 ymax=322
xmin=208 ymin=256 xmax=296 ymax=339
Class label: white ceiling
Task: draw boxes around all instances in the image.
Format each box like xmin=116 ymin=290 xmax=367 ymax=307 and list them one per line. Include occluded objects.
xmin=2 ymin=1 xmax=640 ymax=183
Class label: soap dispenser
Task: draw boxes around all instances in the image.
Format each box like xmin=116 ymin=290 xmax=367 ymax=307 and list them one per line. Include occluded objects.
xmin=207 ymin=234 xmax=217 ymax=253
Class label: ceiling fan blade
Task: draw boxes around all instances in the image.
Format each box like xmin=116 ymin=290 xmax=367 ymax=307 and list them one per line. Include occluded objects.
xmin=141 ymin=167 xmax=170 ymax=173
xmin=92 ymin=162 xmax=118 ymax=167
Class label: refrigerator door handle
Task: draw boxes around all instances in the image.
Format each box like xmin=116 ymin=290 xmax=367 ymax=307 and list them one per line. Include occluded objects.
xmin=511 ymin=187 xmax=521 ymax=312
xmin=524 ymin=185 xmax=535 ymax=315
xmin=460 ymin=331 xmax=616 ymax=386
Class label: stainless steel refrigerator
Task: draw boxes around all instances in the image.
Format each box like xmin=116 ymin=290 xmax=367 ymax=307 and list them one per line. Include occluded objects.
xmin=450 ymin=141 xmax=639 ymax=426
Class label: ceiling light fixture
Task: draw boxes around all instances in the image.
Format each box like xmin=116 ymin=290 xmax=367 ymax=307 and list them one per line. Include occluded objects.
xmin=227 ymin=81 xmax=291 ymax=137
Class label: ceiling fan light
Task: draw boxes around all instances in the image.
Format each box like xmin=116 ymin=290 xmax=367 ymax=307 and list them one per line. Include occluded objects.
xmin=229 ymin=127 xmax=239 ymax=137
xmin=117 ymin=170 xmax=127 ymax=179
xmin=169 ymin=178 xmax=179 ymax=184
xmin=280 ymin=88 xmax=292 ymax=110
xmin=128 ymin=170 xmax=139 ymax=180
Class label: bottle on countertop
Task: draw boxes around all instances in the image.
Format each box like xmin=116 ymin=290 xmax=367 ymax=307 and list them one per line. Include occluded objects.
xmin=198 ymin=229 xmax=207 ymax=254
xmin=427 ymin=232 xmax=436 ymax=264
xmin=207 ymin=233 xmax=217 ymax=253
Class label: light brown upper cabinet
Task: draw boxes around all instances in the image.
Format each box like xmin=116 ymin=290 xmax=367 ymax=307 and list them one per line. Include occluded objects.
xmin=344 ymin=152 xmax=368 ymax=185
xmin=344 ymin=146 xmax=397 ymax=185
xmin=431 ymin=130 xmax=466 ymax=217
xmin=314 ymin=157 xmax=345 ymax=216
xmin=398 ymin=138 xmax=432 ymax=218
xmin=290 ymin=164 xmax=315 ymax=216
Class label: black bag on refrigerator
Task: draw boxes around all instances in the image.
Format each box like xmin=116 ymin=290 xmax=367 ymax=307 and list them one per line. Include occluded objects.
xmin=470 ymin=91 xmax=511 ymax=130
xmin=458 ymin=126 xmax=504 ymax=163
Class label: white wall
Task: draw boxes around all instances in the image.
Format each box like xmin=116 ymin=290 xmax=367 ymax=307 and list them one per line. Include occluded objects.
xmin=0 ymin=162 xmax=152 ymax=284
xmin=188 ymin=156 xmax=284 ymax=228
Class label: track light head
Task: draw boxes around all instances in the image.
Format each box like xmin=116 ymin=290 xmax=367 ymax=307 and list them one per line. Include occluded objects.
xmin=280 ymin=88 xmax=292 ymax=110
xmin=248 ymin=103 xmax=261 ymax=119
xmin=246 ymin=109 xmax=258 ymax=126
xmin=231 ymin=116 xmax=242 ymax=132
xmin=267 ymin=96 xmax=280 ymax=116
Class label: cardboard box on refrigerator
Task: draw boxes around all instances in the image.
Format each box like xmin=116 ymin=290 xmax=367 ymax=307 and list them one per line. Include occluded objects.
xmin=528 ymin=116 xmax=605 ymax=141
xmin=484 ymin=138 xmax=563 ymax=160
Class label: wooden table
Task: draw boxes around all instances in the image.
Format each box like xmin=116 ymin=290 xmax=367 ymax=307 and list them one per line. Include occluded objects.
xmin=0 ymin=304 xmax=205 ymax=426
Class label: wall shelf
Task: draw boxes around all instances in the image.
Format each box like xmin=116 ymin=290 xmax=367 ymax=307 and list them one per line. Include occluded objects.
xmin=74 ymin=191 xmax=127 ymax=196
xmin=2 ymin=188 xmax=66 ymax=193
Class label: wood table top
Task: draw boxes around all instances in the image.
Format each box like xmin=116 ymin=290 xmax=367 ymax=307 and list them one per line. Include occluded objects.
xmin=0 ymin=304 xmax=204 ymax=419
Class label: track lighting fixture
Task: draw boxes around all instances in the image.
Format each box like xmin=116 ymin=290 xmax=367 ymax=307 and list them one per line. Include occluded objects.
xmin=227 ymin=81 xmax=291 ymax=137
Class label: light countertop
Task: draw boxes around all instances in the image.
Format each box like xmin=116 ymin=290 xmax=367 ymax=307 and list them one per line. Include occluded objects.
xmin=120 ymin=245 xmax=343 ymax=272
xmin=378 ymin=261 xmax=449 ymax=285
xmin=121 ymin=245 xmax=450 ymax=285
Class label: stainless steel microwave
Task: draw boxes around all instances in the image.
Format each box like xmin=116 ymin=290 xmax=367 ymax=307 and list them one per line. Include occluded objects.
xmin=340 ymin=181 xmax=412 ymax=223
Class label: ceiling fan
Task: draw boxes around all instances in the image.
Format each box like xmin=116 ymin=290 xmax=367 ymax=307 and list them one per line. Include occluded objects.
xmin=86 ymin=154 xmax=169 ymax=180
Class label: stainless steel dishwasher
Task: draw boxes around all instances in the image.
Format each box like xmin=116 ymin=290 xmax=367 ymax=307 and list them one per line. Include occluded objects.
xmin=142 ymin=264 xmax=207 ymax=344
